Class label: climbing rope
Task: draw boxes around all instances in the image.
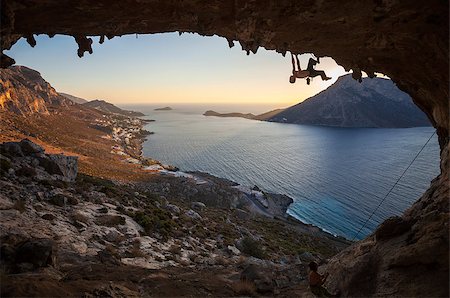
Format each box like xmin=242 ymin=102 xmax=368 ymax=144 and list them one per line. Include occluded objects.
xmin=351 ymin=130 xmax=436 ymax=241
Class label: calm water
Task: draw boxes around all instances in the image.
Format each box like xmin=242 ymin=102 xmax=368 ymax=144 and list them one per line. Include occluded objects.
xmin=131 ymin=105 xmax=440 ymax=240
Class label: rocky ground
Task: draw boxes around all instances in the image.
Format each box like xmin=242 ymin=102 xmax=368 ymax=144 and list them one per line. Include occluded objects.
xmin=0 ymin=139 xmax=350 ymax=297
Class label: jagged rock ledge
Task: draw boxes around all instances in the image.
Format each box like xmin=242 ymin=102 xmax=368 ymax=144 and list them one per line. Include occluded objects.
xmin=0 ymin=139 xmax=77 ymax=182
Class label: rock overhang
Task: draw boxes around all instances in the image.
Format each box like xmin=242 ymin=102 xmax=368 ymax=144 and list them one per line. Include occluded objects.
xmin=1 ymin=0 xmax=448 ymax=149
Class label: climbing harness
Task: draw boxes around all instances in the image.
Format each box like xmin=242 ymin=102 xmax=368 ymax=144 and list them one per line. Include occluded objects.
xmin=351 ymin=130 xmax=437 ymax=241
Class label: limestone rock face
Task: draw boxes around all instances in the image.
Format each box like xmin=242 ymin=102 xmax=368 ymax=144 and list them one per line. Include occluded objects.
xmin=0 ymin=139 xmax=78 ymax=182
xmin=38 ymin=154 xmax=78 ymax=182
xmin=0 ymin=66 xmax=72 ymax=115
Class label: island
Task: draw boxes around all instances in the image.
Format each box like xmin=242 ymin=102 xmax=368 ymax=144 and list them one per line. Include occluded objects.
xmin=203 ymin=110 xmax=255 ymax=119
xmin=154 ymin=106 xmax=173 ymax=111
xmin=203 ymin=109 xmax=285 ymax=121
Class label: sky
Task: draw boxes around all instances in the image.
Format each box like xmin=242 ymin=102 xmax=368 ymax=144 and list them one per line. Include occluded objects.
xmin=6 ymin=33 xmax=349 ymax=110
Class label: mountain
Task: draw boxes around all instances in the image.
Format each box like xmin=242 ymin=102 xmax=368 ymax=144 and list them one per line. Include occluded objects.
xmin=0 ymin=66 xmax=143 ymax=119
xmin=154 ymin=106 xmax=173 ymax=111
xmin=60 ymin=92 xmax=89 ymax=104
xmin=203 ymin=108 xmax=285 ymax=121
xmin=269 ymin=75 xmax=431 ymax=128
xmin=253 ymin=108 xmax=285 ymax=120
xmin=83 ymin=100 xmax=145 ymax=117
xmin=0 ymin=66 xmax=73 ymax=115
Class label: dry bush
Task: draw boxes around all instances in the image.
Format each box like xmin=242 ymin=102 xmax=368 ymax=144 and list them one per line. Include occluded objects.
xmin=240 ymin=236 xmax=265 ymax=259
xmin=232 ymin=280 xmax=256 ymax=296
xmin=105 ymin=244 xmax=120 ymax=258
xmin=13 ymin=200 xmax=26 ymax=213
xmin=215 ymin=255 xmax=229 ymax=266
xmin=71 ymin=211 xmax=89 ymax=223
xmin=178 ymin=259 xmax=190 ymax=266
xmin=168 ymin=244 xmax=181 ymax=255
xmin=95 ymin=214 xmax=126 ymax=226
xmin=237 ymin=256 xmax=247 ymax=267
xmin=130 ymin=239 xmax=146 ymax=257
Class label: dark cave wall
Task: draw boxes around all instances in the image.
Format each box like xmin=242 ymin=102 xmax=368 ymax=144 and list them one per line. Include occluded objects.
xmin=0 ymin=1 xmax=448 ymax=296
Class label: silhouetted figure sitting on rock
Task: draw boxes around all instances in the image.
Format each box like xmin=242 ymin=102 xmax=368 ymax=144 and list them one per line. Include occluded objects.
xmin=309 ymin=261 xmax=339 ymax=297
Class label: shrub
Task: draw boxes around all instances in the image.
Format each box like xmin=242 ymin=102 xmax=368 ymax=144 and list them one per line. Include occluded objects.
xmin=71 ymin=211 xmax=89 ymax=224
xmin=168 ymin=244 xmax=181 ymax=255
xmin=133 ymin=208 xmax=177 ymax=239
xmin=240 ymin=237 xmax=266 ymax=259
xmin=232 ymin=280 xmax=256 ymax=296
xmin=130 ymin=239 xmax=145 ymax=257
xmin=215 ymin=255 xmax=229 ymax=266
xmin=76 ymin=173 xmax=116 ymax=193
xmin=13 ymin=200 xmax=26 ymax=213
xmin=95 ymin=214 xmax=126 ymax=226
xmin=105 ymin=244 xmax=120 ymax=258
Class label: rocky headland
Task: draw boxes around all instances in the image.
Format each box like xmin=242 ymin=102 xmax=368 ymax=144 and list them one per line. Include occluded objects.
xmin=83 ymin=100 xmax=145 ymax=117
xmin=203 ymin=109 xmax=284 ymax=121
xmin=59 ymin=92 xmax=89 ymax=104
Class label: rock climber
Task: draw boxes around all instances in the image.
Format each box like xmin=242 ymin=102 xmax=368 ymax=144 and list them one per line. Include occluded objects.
xmin=289 ymin=54 xmax=332 ymax=85
xmin=309 ymin=261 xmax=339 ymax=297
xmin=306 ymin=57 xmax=332 ymax=83
xmin=289 ymin=53 xmax=310 ymax=84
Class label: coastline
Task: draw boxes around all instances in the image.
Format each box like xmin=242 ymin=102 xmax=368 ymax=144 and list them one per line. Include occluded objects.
xmin=117 ymin=114 xmax=351 ymax=245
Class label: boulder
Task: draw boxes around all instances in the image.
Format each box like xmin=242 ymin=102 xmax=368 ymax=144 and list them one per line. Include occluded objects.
xmin=240 ymin=264 xmax=275 ymax=294
xmin=41 ymin=213 xmax=56 ymax=221
xmin=375 ymin=216 xmax=411 ymax=241
xmin=15 ymin=165 xmax=37 ymax=177
xmin=95 ymin=215 xmax=126 ymax=227
xmin=49 ymin=194 xmax=67 ymax=207
xmin=38 ymin=154 xmax=78 ymax=182
xmin=19 ymin=139 xmax=44 ymax=155
xmin=15 ymin=238 xmax=57 ymax=270
xmin=185 ymin=209 xmax=202 ymax=221
xmin=0 ymin=142 xmax=24 ymax=157
xmin=105 ymin=230 xmax=125 ymax=243
xmin=166 ymin=204 xmax=180 ymax=215
xmin=97 ymin=206 xmax=109 ymax=214
xmin=234 ymin=208 xmax=250 ymax=220
xmin=191 ymin=201 xmax=206 ymax=211
xmin=227 ymin=245 xmax=241 ymax=255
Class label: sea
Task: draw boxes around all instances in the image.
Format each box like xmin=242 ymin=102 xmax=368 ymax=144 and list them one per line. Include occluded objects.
xmin=123 ymin=104 xmax=440 ymax=240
